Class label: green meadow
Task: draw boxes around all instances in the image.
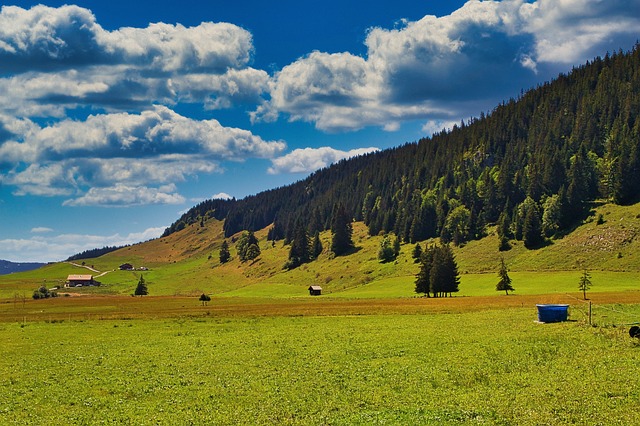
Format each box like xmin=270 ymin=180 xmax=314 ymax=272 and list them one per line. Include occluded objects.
xmin=2 ymin=201 xmax=640 ymax=424
xmin=2 ymin=308 xmax=640 ymax=425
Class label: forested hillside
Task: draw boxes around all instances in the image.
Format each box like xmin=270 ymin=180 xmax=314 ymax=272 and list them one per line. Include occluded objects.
xmin=164 ymin=45 xmax=640 ymax=250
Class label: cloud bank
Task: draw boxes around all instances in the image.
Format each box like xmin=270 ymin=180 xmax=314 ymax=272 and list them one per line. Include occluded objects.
xmin=257 ymin=0 xmax=640 ymax=131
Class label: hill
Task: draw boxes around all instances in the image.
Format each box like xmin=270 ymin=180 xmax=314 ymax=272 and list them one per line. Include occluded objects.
xmin=2 ymin=199 xmax=640 ymax=299
xmin=165 ymin=45 xmax=640 ymax=255
xmin=0 ymin=260 xmax=45 ymax=275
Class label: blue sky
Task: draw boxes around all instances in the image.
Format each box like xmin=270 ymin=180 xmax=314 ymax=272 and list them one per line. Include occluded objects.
xmin=0 ymin=0 xmax=639 ymax=262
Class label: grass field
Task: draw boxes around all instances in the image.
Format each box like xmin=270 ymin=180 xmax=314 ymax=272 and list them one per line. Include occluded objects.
xmin=2 ymin=307 xmax=640 ymax=425
xmin=2 ymin=202 xmax=640 ymax=424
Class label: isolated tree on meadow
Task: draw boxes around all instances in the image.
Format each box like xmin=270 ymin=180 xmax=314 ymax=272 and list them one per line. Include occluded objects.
xmin=578 ymin=269 xmax=592 ymax=300
xmin=415 ymin=244 xmax=460 ymax=298
xmin=496 ymin=257 xmax=514 ymax=295
xmin=429 ymin=244 xmax=460 ymax=297
xmin=199 ymin=293 xmax=211 ymax=306
xmin=414 ymin=245 xmax=435 ymax=297
xmin=219 ymin=240 xmax=231 ymax=264
xmin=134 ymin=275 xmax=148 ymax=296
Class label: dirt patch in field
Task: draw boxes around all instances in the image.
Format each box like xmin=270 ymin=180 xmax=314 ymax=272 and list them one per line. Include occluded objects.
xmin=2 ymin=291 xmax=640 ymax=323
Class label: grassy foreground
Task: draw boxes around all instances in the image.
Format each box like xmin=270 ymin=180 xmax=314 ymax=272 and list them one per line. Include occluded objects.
xmin=2 ymin=307 xmax=640 ymax=425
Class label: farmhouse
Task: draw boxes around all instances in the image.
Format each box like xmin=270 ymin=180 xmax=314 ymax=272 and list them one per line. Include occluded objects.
xmin=308 ymin=285 xmax=322 ymax=296
xmin=119 ymin=263 xmax=134 ymax=271
xmin=66 ymin=274 xmax=100 ymax=287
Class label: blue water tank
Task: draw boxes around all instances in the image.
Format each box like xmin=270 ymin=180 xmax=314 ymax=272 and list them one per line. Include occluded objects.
xmin=536 ymin=304 xmax=569 ymax=323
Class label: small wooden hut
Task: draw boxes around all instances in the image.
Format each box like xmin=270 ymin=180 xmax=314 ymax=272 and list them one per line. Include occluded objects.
xmin=308 ymin=285 xmax=322 ymax=296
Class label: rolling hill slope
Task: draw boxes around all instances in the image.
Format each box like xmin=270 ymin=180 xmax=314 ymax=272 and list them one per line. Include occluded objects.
xmin=2 ymin=200 xmax=640 ymax=299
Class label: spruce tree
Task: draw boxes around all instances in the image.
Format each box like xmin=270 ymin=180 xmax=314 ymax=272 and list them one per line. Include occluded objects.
xmin=523 ymin=205 xmax=543 ymax=249
xmin=578 ymin=269 xmax=592 ymax=300
xmin=414 ymin=245 xmax=435 ymax=297
xmin=430 ymin=244 xmax=460 ymax=297
xmin=134 ymin=275 xmax=148 ymax=296
xmin=286 ymin=220 xmax=311 ymax=269
xmin=411 ymin=243 xmax=422 ymax=263
xmin=331 ymin=202 xmax=354 ymax=256
xmin=312 ymin=231 xmax=323 ymax=259
xmin=497 ymin=211 xmax=511 ymax=251
xmin=496 ymin=257 xmax=514 ymax=295
xmin=393 ymin=235 xmax=401 ymax=258
xmin=219 ymin=240 xmax=231 ymax=264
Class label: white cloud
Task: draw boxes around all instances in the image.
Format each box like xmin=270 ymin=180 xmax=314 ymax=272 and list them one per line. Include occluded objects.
xmin=31 ymin=227 xmax=53 ymax=233
xmin=268 ymin=146 xmax=380 ymax=174
xmin=0 ymin=227 xmax=166 ymax=262
xmin=0 ymin=5 xmax=253 ymax=73
xmin=0 ymin=5 xmax=267 ymax=115
xmin=421 ymin=119 xmax=460 ymax=136
xmin=63 ymin=183 xmax=186 ymax=207
xmin=212 ymin=192 xmax=233 ymax=200
xmin=258 ymin=0 xmax=640 ymax=132
xmin=0 ymin=107 xmax=286 ymax=201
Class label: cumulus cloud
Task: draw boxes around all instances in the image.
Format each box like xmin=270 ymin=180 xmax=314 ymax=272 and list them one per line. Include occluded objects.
xmin=258 ymin=0 xmax=640 ymax=131
xmin=31 ymin=227 xmax=53 ymax=234
xmin=0 ymin=5 xmax=253 ymax=73
xmin=268 ymin=146 xmax=380 ymax=174
xmin=0 ymin=227 xmax=166 ymax=262
xmin=63 ymin=183 xmax=186 ymax=207
xmin=0 ymin=107 xmax=285 ymax=202
xmin=0 ymin=5 xmax=266 ymax=114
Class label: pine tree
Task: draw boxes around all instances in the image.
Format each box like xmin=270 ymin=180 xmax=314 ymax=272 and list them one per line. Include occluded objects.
xmin=497 ymin=210 xmax=511 ymax=251
xmin=578 ymin=269 xmax=592 ymax=300
xmin=312 ymin=231 xmax=323 ymax=259
xmin=134 ymin=275 xmax=148 ymax=296
xmin=430 ymin=244 xmax=460 ymax=297
xmin=331 ymin=202 xmax=354 ymax=256
xmin=219 ymin=240 xmax=231 ymax=264
xmin=286 ymin=220 xmax=311 ymax=269
xmin=496 ymin=257 xmax=514 ymax=295
xmin=523 ymin=205 xmax=543 ymax=249
xmin=393 ymin=235 xmax=401 ymax=258
xmin=411 ymin=243 xmax=422 ymax=263
xmin=414 ymin=245 xmax=435 ymax=297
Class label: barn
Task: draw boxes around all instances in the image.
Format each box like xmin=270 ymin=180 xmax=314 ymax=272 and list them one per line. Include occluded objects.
xmin=308 ymin=285 xmax=322 ymax=296
xmin=66 ymin=274 xmax=100 ymax=287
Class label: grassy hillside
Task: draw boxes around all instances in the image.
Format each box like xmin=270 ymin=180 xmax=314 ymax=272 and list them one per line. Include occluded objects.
xmin=2 ymin=201 xmax=640 ymax=299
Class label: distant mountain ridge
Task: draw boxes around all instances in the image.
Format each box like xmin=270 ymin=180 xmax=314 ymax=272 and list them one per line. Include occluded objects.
xmin=0 ymin=259 xmax=45 ymax=275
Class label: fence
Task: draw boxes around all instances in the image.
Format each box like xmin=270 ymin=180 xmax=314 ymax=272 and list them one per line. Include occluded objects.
xmin=564 ymin=293 xmax=640 ymax=327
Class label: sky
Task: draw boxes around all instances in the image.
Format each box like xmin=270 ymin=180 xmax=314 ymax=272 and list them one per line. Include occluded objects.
xmin=0 ymin=0 xmax=639 ymax=262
